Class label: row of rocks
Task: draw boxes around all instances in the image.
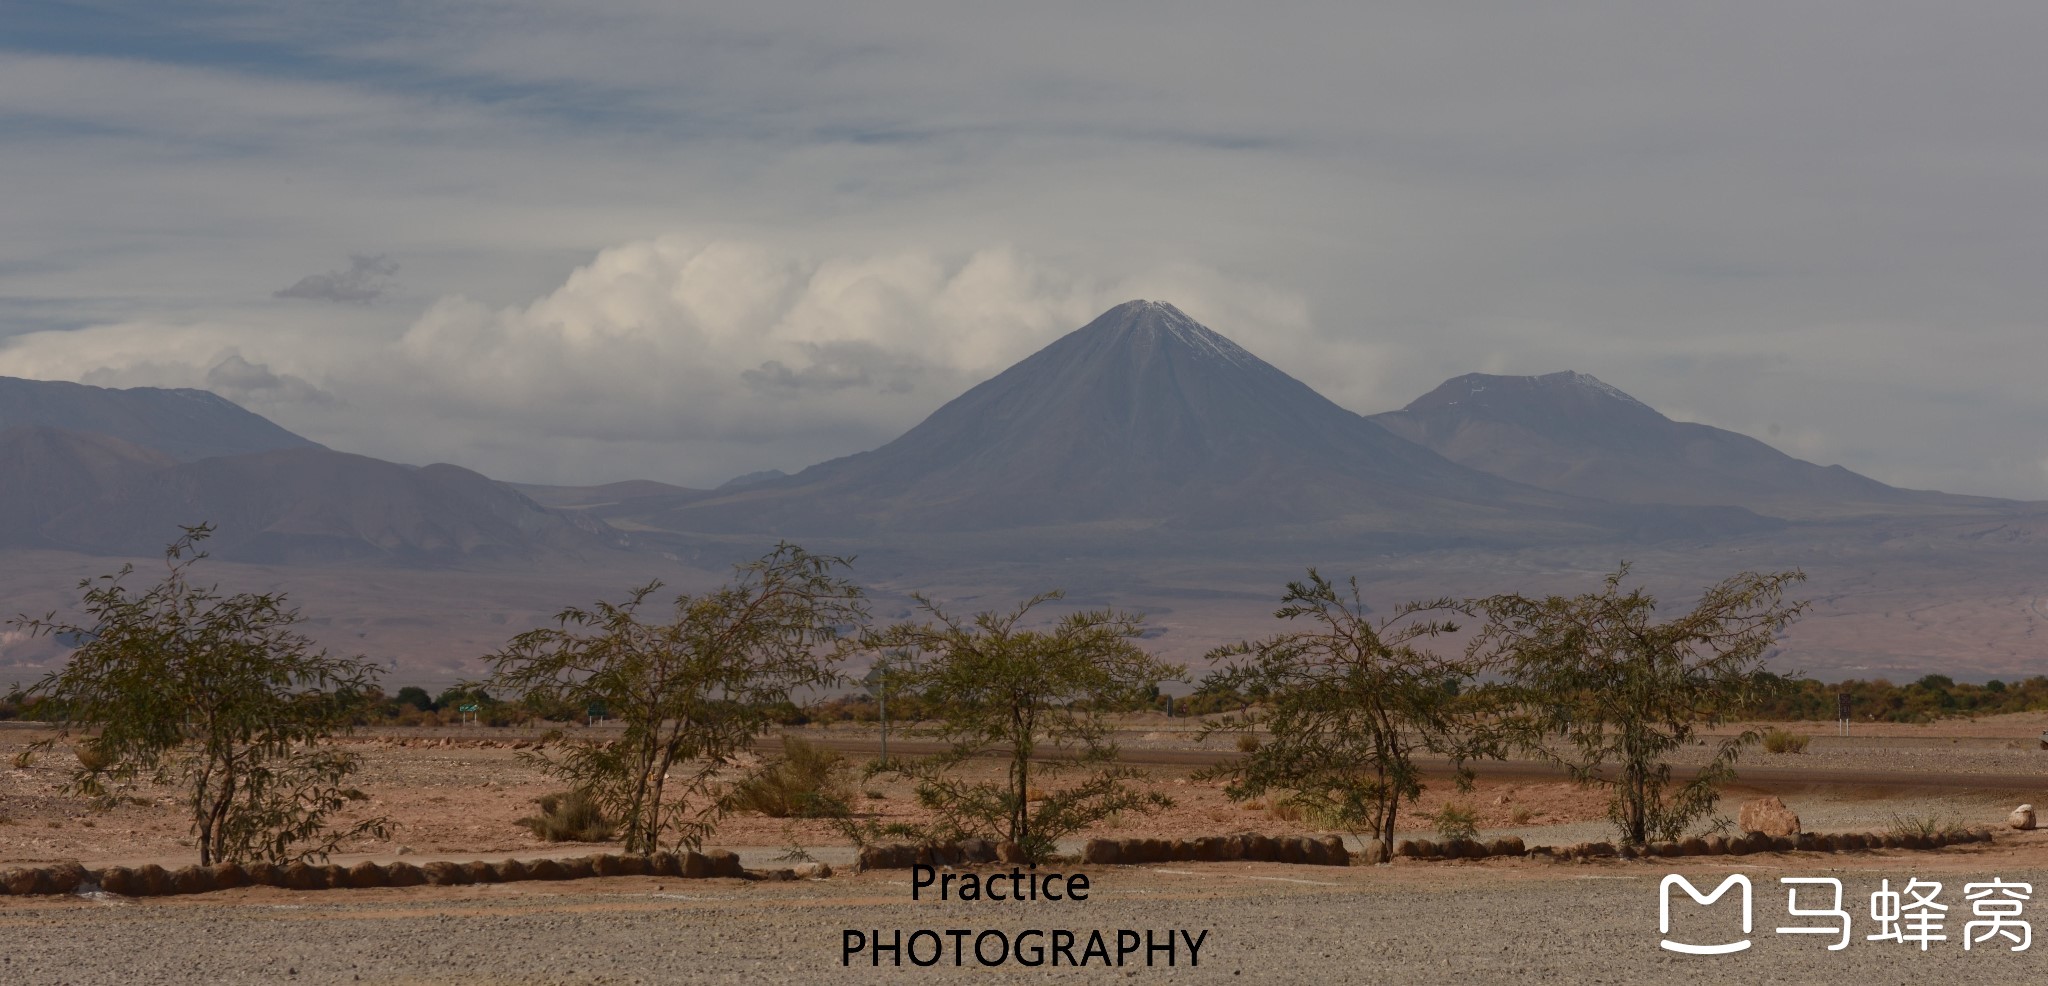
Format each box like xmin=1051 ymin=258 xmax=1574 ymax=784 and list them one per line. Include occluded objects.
xmin=856 ymin=839 xmax=1026 ymax=870
xmin=1393 ymin=836 xmax=1527 ymax=860
xmin=1082 ymin=834 xmax=1351 ymax=867
xmin=1398 ymin=827 xmax=1995 ymax=863
xmin=0 ymin=850 xmax=749 ymax=898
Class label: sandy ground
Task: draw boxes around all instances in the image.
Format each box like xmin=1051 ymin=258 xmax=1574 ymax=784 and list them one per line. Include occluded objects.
xmin=8 ymin=715 xmax=2048 ymax=983
xmin=6 ymin=714 xmax=2047 ymax=869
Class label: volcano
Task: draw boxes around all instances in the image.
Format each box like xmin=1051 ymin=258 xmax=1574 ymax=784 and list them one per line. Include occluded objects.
xmin=638 ymin=301 xmax=1760 ymax=542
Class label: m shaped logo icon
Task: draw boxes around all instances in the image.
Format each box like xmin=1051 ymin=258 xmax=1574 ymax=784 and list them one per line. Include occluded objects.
xmin=1660 ymin=874 xmax=1753 ymax=954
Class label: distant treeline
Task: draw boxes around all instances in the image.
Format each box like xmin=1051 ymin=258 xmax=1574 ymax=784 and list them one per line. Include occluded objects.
xmin=6 ymin=674 xmax=2040 ymax=727
xmin=1746 ymin=673 xmax=2048 ymax=724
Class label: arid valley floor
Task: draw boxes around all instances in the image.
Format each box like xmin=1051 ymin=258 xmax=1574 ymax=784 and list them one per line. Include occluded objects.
xmin=7 ymin=716 xmax=2048 ymax=983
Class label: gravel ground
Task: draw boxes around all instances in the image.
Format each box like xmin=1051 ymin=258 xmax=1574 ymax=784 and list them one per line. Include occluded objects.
xmin=8 ymin=847 xmax=2048 ymax=984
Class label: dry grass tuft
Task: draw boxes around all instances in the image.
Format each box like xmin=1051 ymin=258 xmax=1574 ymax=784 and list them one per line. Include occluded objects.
xmin=727 ymin=737 xmax=852 ymax=819
xmin=517 ymin=790 xmax=617 ymax=843
xmin=1761 ymin=727 xmax=1811 ymax=754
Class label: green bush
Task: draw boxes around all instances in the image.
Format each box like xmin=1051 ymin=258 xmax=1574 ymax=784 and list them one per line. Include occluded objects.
xmin=1761 ymin=727 xmax=1810 ymax=754
xmin=727 ymin=736 xmax=852 ymax=819
xmin=1424 ymin=802 xmax=1480 ymax=844
xmin=518 ymin=789 xmax=617 ymax=842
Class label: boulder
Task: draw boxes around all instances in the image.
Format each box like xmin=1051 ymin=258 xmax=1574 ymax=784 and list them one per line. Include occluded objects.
xmin=956 ymin=839 xmax=998 ymax=864
xmin=1357 ymin=838 xmax=1389 ymax=863
xmin=385 ymin=862 xmax=426 ymax=887
xmin=1679 ymin=837 xmax=1709 ymax=856
xmin=211 ymin=863 xmax=250 ymax=890
xmin=245 ymin=862 xmax=285 ymax=887
xmin=346 ymin=861 xmax=389 ymax=889
xmin=492 ymin=859 xmax=530 ymax=882
xmin=421 ymin=861 xmax=466 ymax=886
xmin=560 ymin=857 xmax=597 ymax=880
xmin=680 ymin=852 xmax=712 ymax=878
xmin=856 ymin=844 xmax=917 ymax=871
xmin=462 ymin=860 xmax=499 ymax=883
xmin=98 ymin=866 xmax=141 ymax=897
xmin=1738 ymin=796 xmax=1802 ymax=838
xmin=133 ymin=864 xmax=174 ymax=896
xmin=2010 ymin=804 xmax=2036 ymax=830
xmin=1488 ymin=836 xmax=1526 ymax=858
xmin=525 ymin=859 xmax=568 ymax=881
xmin=281 ymin=862 xmax=326 ymax=891
xmin=1080 ymin=839 xmax=1121 ymax=865
xmin=1393 ymin=839 xmax=1421 ymax=858
xmin=2 ymin=867 xmax=49 ymax=896
xmin=648 ymin=853 xmax=683 ymax=877
xmin=998 ymin=841 xmax=1029 ymax=864
xmin=320 ymin=864 xmax=350 ymax=888
xmin=613 ymin=854 xmax=649 ymax=877
xmin=42 ymin=862 xmax=88 ymax=895
xmin=704 ymin=850 xmax=745 ymax=878
xmin=1411 ymin=839 xmax=1440 ymax=859
xmin=169 ymin=865 xmax=218 ymax=895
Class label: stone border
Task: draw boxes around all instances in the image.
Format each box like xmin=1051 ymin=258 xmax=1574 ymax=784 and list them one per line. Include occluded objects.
xmin=856 ymin=833 xmax=1353 ymax=870
xmin=1396 ymin=827 xmax=1996 ymax=862
xmin=0 ymin=850 xmax=761 ymax=898
xmin=1082 ymin=834 xmax=1349 ymax=866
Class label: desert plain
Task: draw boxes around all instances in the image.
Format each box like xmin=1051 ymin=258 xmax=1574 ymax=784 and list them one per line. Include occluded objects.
xmin=5 ymin=713 xmax=2048 ymax=984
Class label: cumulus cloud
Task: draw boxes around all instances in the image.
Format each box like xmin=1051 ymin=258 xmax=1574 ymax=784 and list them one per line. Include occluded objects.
xmin=275 ymin=253 xmax=399 ymax=304
xmin=0 ymin=237 xmax=1307 ymax=486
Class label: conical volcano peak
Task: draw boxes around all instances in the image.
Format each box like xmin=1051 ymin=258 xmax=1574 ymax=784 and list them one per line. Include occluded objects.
xmin=1081 ymin=299 xmax=1258 ymax=367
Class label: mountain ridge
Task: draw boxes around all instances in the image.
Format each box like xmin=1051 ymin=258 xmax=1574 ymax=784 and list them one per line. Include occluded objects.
xmin=0 ymin=375 xmax=320 ymax=461
xmin=1370 ymin=370 xmax=2004 ymax=517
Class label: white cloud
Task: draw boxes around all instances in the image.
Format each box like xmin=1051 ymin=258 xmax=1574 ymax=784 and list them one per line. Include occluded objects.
xmin=0 ymin=236 xmax=1307 ymax=486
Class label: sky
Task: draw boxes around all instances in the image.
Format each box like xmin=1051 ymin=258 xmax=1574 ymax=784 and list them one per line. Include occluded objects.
xmin=2 ymin=2 xmax=2046 ymax=496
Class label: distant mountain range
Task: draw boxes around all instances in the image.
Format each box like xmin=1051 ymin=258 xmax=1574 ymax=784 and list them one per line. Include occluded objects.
xmin=0 ymin=301 xmax=2023 ymax=563
xmin=0 ymin=375 xmax=320 ymax=461
xmin=0 ymin=423 xmax=622 ymax=565
xmin=1370 ymin=371 xmax=1995 ymax=518
xmin=3 ymin=300 xmax=2042 ymax=680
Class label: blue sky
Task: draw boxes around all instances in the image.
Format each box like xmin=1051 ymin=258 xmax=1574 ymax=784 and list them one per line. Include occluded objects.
xmin=3 ymin=2 xmax=2046 ymax=496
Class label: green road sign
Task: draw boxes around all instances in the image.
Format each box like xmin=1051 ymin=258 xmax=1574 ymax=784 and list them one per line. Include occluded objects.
xmin=459 ymin=703 xmax=480 ymax=713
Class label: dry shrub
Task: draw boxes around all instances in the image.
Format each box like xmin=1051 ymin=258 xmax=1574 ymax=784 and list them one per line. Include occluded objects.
xmin=1423 ymin=802 xmax=1480 ymax=844
xmin=1509 ymin=806 xmax=1535 ymax=826
xmin=518 ymin=790 xmax=617 ymax=842
xmin=728 ymin=737 xmax=851 ymax=819
xmin=74 ymin=740 xmax=113 ymax=774
xmin=1266 ymin=799 xmax=1304 ymax=823
xmin=1235 ymin=733 xmax=1261 ymax=754
xmin=1761 ymin=727 xmax=1811 ymax=754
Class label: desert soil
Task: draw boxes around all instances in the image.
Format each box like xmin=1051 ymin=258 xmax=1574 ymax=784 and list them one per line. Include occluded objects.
xmin=7 ymin=713 xmax=2048 ymax=983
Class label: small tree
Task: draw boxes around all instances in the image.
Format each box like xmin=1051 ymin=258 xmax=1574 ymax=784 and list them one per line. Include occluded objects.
xmin=1199 ymin=570 xmax=1480 ymax=863
xmin=870 ymin=592 xmax=1181 ymax=862
xmin=487 ymin=543 xmax=866 ymax=855
xmin=1471 ymin=564 xmax=1806 ymax=846
xmin=12 ymin=525 xmax=388 ymax=865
